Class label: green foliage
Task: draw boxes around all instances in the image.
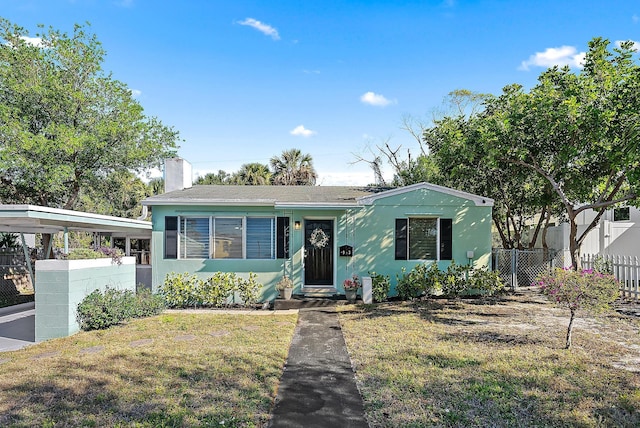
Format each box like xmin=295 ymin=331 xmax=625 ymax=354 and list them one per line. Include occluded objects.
xmin=131 ymin=289 xmax=166 ymax=318
xmin=369 ymin=271 xmax=390 ymax=303
xmin=64 ymin=247 xmax=123 ymax=264
xmin=0 ymin=18 xmax=178 ymax=210
xmin=194 ymin=170 xmax=232 ymax=185
xmin=232 ymin=162 xmax=272 ymax=185
xmin=436 ymin=262 xmax=471 ymax=298
xmin=537 ymin=268 xmax=619 ymax=348
xmin=76 ymin=287 xmax=164 ymax=331
xmin=65 ymin=248 xmax=105 ymax=260
xmin=467 ymin=268 xmax=505 ymax=296
xmin=159 ymin=271 xmax=263 ymax=308
xmin=200 ymin=272 xmax=237 ymax=307
xmin=0 ymin=233 xmax=19 ymax=248
xmin=591 ymin=255 xmax=613 ymax=275
xmin=396 ymin=264 xmax=430 ymax=300
xmin=159 ymin=272 xmax=200 ymax=308
xmin=270 ymin=148 xmax=317 ymax=185
xmin=237 ymin=273 xmax=261 ymax=306
xmin=396 ymin=262 xmax=504 ymax=301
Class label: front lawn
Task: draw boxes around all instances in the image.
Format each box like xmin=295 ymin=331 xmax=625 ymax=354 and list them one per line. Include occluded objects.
xmin=339 ymin=291 xmax=640 ymax=427
xmin=0 ymin=312 xmax=297 ymax=427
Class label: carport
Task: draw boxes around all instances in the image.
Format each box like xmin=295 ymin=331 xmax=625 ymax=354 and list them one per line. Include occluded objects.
xmin=0 ymin=204 xmax=151 ymax=350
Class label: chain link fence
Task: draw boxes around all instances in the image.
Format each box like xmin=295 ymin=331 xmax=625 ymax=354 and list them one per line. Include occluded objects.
xmin=492 ymin=248 xmax=565 ymax=291
xmin=0 ymin=248 xmax=36 ymax=308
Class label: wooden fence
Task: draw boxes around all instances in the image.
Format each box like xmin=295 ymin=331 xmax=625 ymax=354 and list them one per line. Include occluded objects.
xmin=582 ymin=254 xmax=640 ymax=300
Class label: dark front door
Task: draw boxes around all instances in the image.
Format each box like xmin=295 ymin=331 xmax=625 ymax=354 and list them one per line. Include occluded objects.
xmin=304 ymin=219 xmax=334 ymax=286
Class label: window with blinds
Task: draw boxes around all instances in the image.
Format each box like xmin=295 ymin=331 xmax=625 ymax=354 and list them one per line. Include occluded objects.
xmin=168 ymin=215 xmax=288 ymax=260
xmin=213 ymin=218 xmax=243 ymax=259
xmin=246 ymin=217 xmax=275 ymax=259
xmin=408 ymin=218 xmax=438 ymax=260
xmin=180 ymin=217 xmax=210 ymax=259
xmin=395 ymin=217 xmax=452 ymax=261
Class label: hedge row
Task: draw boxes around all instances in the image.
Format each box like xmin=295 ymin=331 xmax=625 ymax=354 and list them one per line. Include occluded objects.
xmin=159 ymin=272 xmax=261 ymax=308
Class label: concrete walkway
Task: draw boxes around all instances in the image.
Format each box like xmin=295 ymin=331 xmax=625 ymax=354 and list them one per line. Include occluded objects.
xmin=0 ymin=302 xmax=36 ymax=352
xmin=270 ymin=307 xmax=369 ymax=428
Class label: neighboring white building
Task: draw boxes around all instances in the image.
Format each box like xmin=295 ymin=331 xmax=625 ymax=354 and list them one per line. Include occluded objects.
xmin=546 ymin=206 xmax=640 ymax=259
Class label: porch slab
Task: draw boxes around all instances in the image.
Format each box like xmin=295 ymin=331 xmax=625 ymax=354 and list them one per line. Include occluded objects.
xmin=273 ymin=295 xmax=362 ymax=310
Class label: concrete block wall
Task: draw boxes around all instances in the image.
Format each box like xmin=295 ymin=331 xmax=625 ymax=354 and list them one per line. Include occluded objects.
xmin=34 ymin=257 xmax=136 ymax=342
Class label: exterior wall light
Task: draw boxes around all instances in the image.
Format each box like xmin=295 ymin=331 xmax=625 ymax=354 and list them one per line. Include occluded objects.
xmin=294 ymin=221 xmax=301 ymax=230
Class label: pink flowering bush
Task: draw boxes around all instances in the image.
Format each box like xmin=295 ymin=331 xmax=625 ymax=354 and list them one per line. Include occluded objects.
xmin=343 ymin=274 xmax=361 ymax=290
xmin=536 ymin=268 xmax=619 ymax=349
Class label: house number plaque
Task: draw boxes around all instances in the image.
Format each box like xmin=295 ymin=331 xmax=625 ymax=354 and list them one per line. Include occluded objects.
xmin=339 ymin=245 xmax=353 ymax=257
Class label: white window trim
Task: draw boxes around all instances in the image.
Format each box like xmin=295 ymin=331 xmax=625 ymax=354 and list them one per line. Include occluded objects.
xmin=177 ymin=215 xmax=276 ymax=260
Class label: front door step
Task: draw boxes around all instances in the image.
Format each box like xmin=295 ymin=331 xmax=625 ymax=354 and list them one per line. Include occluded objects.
xmin=302 ymin=287 xmax=337 ymax=297
xmin=273 ymin=295 xmax=348 ymax=310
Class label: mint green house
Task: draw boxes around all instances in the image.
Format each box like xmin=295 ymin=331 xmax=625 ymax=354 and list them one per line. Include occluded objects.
xmin=142 ymin=183 xmax=493 ymax=301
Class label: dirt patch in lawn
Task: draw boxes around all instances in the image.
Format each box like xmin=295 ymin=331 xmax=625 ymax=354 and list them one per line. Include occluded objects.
xmin=339 ymin=289 xmax=640 ymax=427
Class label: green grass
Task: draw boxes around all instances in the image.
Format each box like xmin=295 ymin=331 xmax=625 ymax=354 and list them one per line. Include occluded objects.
xmin=338 ymin=292 xmax=640 ymax=427
xmin=0 ymin=312 xmax=297 ymax=427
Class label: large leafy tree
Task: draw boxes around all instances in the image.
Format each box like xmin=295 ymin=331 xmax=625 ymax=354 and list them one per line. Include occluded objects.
xmin=484 ymin=38 xmax=640 ymax=268
xmin=0 ymin=19 xmax=179 ymax=209
xmin=270 ymin=148 xmax=317 ymax=185
xmin=424 ymin=113 xmax=557 ymax=250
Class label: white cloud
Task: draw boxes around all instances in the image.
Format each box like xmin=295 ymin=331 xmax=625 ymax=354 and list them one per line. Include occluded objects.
xmin=615 ymin=39 xmax=640 ymax=51
xmin=360 ymin=91 xmax=396 ymax=107
xmin=238 ymin=18 xmax=280 ymax=40
xmin=19 ymin=36 xmax=44 ymax=47
xmin=633 ymin=14 xmax=639 ymax=24
xmin=290 ymin=125 xmax=316 ymax=137
xmin=518 ymin=45 xmax=585 ymax=71
xmin=131 ymin=89 xmax=142 ymax=98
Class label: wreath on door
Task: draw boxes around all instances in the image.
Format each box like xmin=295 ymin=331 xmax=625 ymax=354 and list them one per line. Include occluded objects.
xmin=309 ymin=228 xmax=330 ymax=249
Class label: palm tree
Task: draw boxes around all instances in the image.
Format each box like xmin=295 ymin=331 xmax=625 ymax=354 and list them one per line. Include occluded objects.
xmin=233 ymin=162 xmax=272 ymax=185
xmin=270 ymin=149 xmax=317 ymax=185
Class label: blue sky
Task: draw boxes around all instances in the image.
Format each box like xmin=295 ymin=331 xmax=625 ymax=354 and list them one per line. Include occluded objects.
xmin=2 ymin=0 xmax=639 ymax=185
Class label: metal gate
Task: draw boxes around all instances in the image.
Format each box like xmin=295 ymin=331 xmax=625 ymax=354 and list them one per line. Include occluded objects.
xmin=492 ymin=249 xmax=564 ymax=291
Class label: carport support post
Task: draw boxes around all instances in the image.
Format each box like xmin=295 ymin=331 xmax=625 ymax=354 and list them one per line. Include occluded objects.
xmin=63 ymin=227 xmax=69 ymax=254
xmin=20 ymin=233 xmax=35 ymax=290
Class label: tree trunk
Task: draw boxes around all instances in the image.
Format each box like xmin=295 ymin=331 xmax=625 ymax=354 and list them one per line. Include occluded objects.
xmin=565 ymin=308 xmax=576 ymax=349
xmin=41 ymin=233 xmax=55 ymax=259
xmin=541 ymin=210 xmax=552 ymax=262
xmin=568 ymin=215 xmax=581 ymax=271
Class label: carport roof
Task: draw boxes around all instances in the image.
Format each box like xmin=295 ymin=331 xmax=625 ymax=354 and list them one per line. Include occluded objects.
xmin=0 ymin=205 xmax=151 ymax=236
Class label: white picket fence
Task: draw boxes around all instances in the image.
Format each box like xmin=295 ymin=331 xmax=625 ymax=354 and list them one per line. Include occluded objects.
xmin=581 ymin=254 xmax=640 ymax=300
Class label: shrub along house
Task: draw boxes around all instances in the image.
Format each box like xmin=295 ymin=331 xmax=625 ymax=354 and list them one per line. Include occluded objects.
xmin=142 ymin=175 xmax=493 ymax=301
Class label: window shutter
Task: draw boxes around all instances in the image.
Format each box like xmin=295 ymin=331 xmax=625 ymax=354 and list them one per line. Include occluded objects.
xmin=276 ymin=217 xmax=290 ymax=259
xmin=164 ymin=216 xmax=178 ymax=259
xmin=440 ymin=218 xmax=452 ymax=260
xmin=395 ymin=218 xmax=408 ymax=260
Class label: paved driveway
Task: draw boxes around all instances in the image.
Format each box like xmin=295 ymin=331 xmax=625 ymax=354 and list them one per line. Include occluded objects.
xmin=0 ymin=302 xmax=35 ymax=352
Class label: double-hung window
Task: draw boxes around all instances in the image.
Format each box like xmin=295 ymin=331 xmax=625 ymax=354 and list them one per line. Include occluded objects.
xmin=165 ymin=215 xmax=286 ymax=260
xmin=395 ymin=217 xmax=452 ymax=260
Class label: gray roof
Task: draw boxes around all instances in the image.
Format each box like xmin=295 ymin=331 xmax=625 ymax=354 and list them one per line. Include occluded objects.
xmin=142 ymin=185 xmax=389 ymax=208
xmin=142 ymin=183 xmax=494 ymax=208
